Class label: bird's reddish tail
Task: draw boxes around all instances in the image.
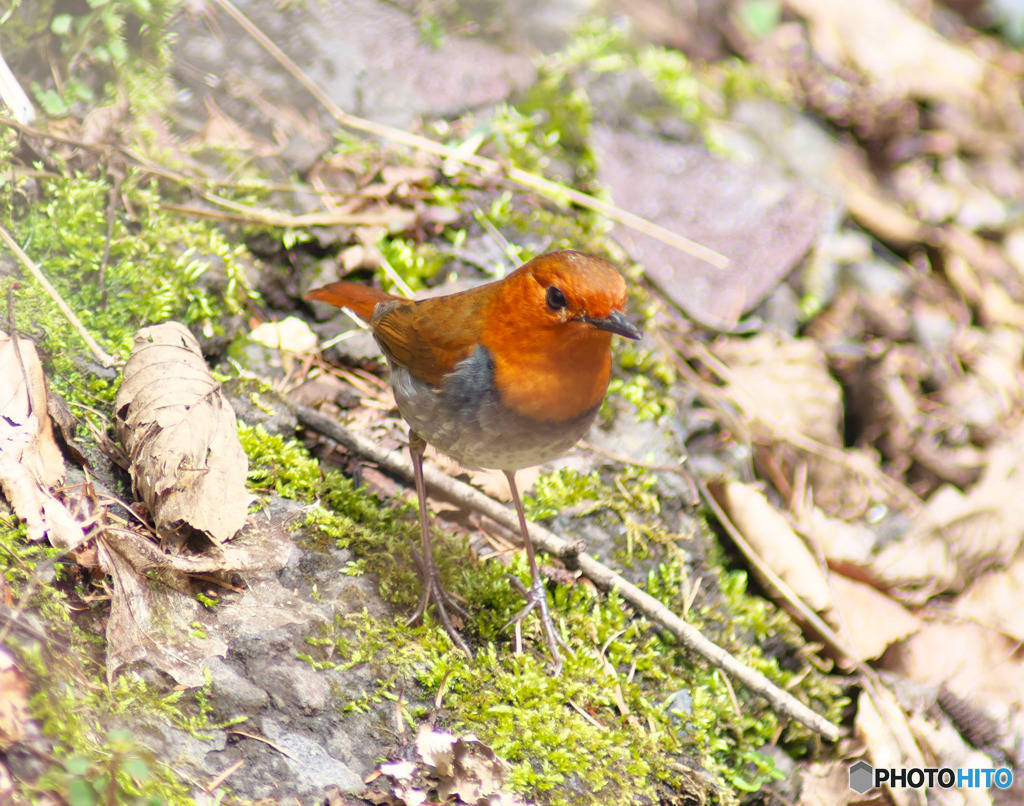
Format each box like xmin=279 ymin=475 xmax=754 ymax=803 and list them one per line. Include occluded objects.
xmin=304 ymin=281 xmax=399 ymax=322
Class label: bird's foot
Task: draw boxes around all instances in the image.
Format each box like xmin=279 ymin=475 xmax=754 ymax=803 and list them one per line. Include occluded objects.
xmin=504 ymin=574 xmax=567 ymax=676
xmin=408 ymin=547 xmax=472 ymax=658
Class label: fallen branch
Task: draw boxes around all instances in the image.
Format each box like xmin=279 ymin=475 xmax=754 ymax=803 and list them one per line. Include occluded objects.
xmin=293 ymin=403 xmax=840 ymax=742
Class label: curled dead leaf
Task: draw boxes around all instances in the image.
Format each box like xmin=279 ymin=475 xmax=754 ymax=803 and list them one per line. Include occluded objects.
xmin=0 ymin=332 xmax=84 ymax=548
xmin=98 ymin=510 xmax=295 ymax=686
xmin=114 ymin=323 xmax=251 ymax=549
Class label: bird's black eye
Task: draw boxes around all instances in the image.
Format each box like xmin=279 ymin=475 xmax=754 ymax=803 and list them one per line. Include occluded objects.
xmin=546 ymin=286 xmax=567 ymax=312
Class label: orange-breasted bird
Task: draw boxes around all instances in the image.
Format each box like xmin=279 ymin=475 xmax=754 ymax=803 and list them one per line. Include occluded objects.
xmin=305 ymin=250 xmax=642 ymax=673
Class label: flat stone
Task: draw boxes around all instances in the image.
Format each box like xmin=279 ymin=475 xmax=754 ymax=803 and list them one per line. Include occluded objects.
xmin=172 ymin=0 xmax=537 ymax=132
xmin=205 ymin=656 xmax=270 ymax=713
xmin=262 ymin=717 xmax=366 ymax=796
xmin=593 ymin=124 xmax=835 ymax=327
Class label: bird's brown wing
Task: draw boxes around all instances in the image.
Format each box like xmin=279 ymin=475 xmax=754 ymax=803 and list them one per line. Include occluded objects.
xmin=370 ymin=284 xmax=499 ymax=388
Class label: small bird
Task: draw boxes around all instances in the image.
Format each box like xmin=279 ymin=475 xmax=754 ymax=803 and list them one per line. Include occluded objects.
xmin=305 ymin=250 xmax=642 ymax=673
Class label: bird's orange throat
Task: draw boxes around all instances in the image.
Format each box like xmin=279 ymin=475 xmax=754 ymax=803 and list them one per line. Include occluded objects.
xmin=487 ymin=326 xmax=613 ymax=422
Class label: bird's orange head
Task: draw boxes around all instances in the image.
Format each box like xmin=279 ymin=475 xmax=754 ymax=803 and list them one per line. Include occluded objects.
xmin=481 ymin=250 xmax=642 ymax=422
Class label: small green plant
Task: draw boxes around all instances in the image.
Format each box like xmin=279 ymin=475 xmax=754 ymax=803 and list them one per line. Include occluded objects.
xmin=378 ymin=235 xmax=446 ymax=291
xmin=57 ymin=729 xmax=162 ymax=806
xmin=31 ymin=0 xmax=175 ymax=116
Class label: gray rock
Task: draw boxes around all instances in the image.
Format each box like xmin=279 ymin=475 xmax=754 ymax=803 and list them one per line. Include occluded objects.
xmin=205 ymin=656 xmax=270 ymax=713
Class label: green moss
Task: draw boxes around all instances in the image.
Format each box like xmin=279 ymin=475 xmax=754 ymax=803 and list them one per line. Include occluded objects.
xmin=39 ymin=730 xmax=170 ymax=806
xmin=2 ymin=510 xmax=226 ymax=802
xmin=241 ymin=423 xmax=325 ymax=504
xmin=3 ymin=155 xmax=255 ymax=441
xmin=7 ymin=0 xmax=178 ymax=118
xmin=28 ymin=672 xmax=201 ymax=804
xmin=524 ymin=467 xmax=603 ymax=521
xmin=607 ymin=345 xmax=677 ymax=424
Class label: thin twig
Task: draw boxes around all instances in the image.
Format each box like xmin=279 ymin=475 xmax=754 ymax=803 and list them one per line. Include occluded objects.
xmin=292 ymin=402 xmax=840 ymax=741
xmin=159 ymin=199 xmax=410 ymax=229
xmin=0 ymin=223 xmax=118 ymax=368
xmin=204 ymin=759 xmax=245 ymax=793
xmin=208 ymin=0 xmax=729 ymax=271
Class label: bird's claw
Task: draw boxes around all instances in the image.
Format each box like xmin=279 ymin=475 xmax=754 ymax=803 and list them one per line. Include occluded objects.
xmin=408 ymin=547 xmax=472 ymax=658
xmin=503 ymin=574 xmax=567 ymax=675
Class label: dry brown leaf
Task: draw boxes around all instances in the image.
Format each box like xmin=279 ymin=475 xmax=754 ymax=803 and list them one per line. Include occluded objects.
xmin=955 ymin=548 xmax=1024 ymax=643
xmin=826 ymin=573 xmax=921 ymax=665
xmin=944 ymin=326 xmax=1024 ymax=434
xmin=379 ymin=726 xmax=525 ymax=806
xmin=710 ymin=333 xmax=895 ymax=514
xmin=418 ymin=725 xmax=524 ymax=806
xmin=874 ymin=423 xmax=1024 ymax=600
xmin=114 ymin=323 xmax=250 ymax=549
xmin=785 ymin=0 xmax=985 ymax=103
xmin=106 ymin=518 xmax=294 ymax=576
xmin=797 ymin=760 xmax=877 ymax=806
xmin=855 ymin=687 xmax=927 ymax=806
xmin=830 ymin=146 xmax=928 ymax=247
xmin=0 ymin=332 xmax=84 ymax=548
xmin=795 ymin=506 xmax=878 ymax=567
xmin=0 ymin=647 xmax=30 ymax=751
xmin=715 ymin=334 xmax=843 ymax=447
xmin=886 ymin=620 xmax=1024 ymax=712
xmin=905 ymin=714 xmax=996 ymax=806
xmin=98 ymin=514 xmax=293 ymax=686
xmin=0 ymin=333 xmax=64 ymax=486
xmin=98 ymin=534 xmax=227 ymax=686
xmin=716 ymin=481 xmax=833 ymax=612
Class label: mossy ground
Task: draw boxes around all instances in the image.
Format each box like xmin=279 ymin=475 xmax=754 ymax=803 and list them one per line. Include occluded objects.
xmin=1 ymin=6 xmax=842 ymax=804
xmin=242 ymin=426 xmax=843 ymax=805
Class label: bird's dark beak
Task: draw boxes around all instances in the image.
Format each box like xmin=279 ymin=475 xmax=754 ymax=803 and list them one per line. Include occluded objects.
xmin=584 ymin=310 xmax=643 ymax=340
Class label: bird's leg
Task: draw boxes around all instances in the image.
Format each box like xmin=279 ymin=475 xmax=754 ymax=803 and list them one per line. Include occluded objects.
xmin=502 ymin=469 xmax=566 ymax=675
xmin=406 ymin=431 xmax=472 ymax=658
